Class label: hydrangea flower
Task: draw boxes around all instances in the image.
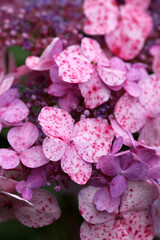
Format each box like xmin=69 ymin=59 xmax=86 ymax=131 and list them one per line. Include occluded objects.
xmin=38 ymin=106 xmax=114 ymax=184
xmin=83 ymin=0 xmax=153 ymax=60
xmin=0 ymin=122 xmax=49 ymax=169
xmin=0 ymin=177 xmax=61 ymax=228
xmin=150 ymin=45 xmax=160 ymax=79
xmin=79 ymin=180 xmax=158 ymax=240
xmin=0 ymin=89 xmax=29 ymax=133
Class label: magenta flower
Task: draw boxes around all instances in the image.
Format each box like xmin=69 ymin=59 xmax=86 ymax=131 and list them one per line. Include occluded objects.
xmin=150 ymin=45 xmax=160 ymax=79
xmin=38 ymin=106 xmax=114 ymax=184
xmin=0 ymin=177 xmax=61 ymax=228
xmin=83 ymin=0 xmax=153 ymax=60
xmin=114 ymin=74 xmax=160 ymax=141
xmin=0 ymin=88 xmax=29 ymax=132
xmin=16 ymin=173 xmax=44 ymax=201
xmin=151 ymin=199 xmax=160 ymax=238
xmin=79 ymin=180 xmax=158 ymax=240
xmin=125 ymin=0 xmax=151 ymax=10
xmin=99 ymin=152 xmax=148 ymax=198
xmin=0 ymin=122 xmax=49 ymax=169
xmin=54 ymin=37 xmax=127 ymax=108
xmin=25 ymin=37 xmax=63 ymax=71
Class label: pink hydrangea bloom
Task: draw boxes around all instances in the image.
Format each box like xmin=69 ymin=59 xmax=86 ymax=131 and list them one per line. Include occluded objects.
xmin=79 ymin=180 xmax=158 ymax=240
xmin=38 ymin=106 xmax=114 ymax=184
xmin=150 ymin=45 xmax=160 ymax=78
xmin=55 ymin=37 xmax=127 ymax=108
xmin=114 ymin=75 xmax=160 ymax=143
xmin=25 ymin=37 xmax=63 ymax=71
xmin=83 ymin=0 xmax=153 ymax=60
xmin=0 ymin=177 xmax=61 ymax=228
xmin=0 ymin=88 xmax=29 ymax=133
xmin=0 ymin=122 xmax=49 ymax=169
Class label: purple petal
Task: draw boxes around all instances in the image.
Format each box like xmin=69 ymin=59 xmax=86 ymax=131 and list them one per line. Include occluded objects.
xmin=16 ymin=181 xmax=26 ymax=194
xmin=22 ymin=187 xmax=33 ymax=201
xmin=120 ymin=152 xmax=133 ymax=170
xmin=110 ymin=136 xmax=123 ymax=155
xmin=26 ymin=174 xmax=44 ymax=189
xmin=123 ymin=160 xmax=148 ymax=180
xmin=94 ymin=187 xmax=120 ymax=213
xmin=99 ymin=155 xmax=121 ymax=176
xmin=110 ymin=174 xmax=126 ymax=198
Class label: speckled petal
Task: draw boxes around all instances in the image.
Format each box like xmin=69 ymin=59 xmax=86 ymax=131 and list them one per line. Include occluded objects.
xmin=122 ymin=210 xmax=154 ymax=240
xmin=61 ymin=146 xmax=92 ymax=185
xmin=54 ymin=45 xmax=94 ymax=83
xmin=20 ymin=146 xmax=49 ymax=168
xmin=83 ymin=0 xmax=119 ymax=35
xmin=7 ymin=122 xmax=39 ymax=152
xmin=78 ymin=186 xmax=113 ymax=224
xmin=94 ymin=187 xmax=120 ymax=212
xmin=81 ymin=38 xmax=109 ymax=65
xmin=15 ymin=189 xmax=61 ymax=228
xmin=138 ymin=117 xmax=160 ymax=147
xmin=0 ymin=149 xmax=20 ymax=169
xmin=80 ymin=220 xmax=130 ymax=240
xmin=125 ymin=0 xmax=151 ymax=10
xmin=25 ymin=38 xmax=62 ymax=71
xmin=114 ymin=93 xmax=147 ymax=133
xmin=139 ymin=75 xmax=160 ymax=117
xmin=120 ymin=180 xmax=159 ymax=213
xmin=43 ymin=137 xmax=68 ymax=161
xmin=73 ymin=118 xmax=114 ymax=163
xmin=0 ymin=99 xmax=29 ymax=124
xmin=98 ymin=65 xmax=126 ymax=87
xmin=38 ymin=106 xmax=74 ymax=141
xmin=0 ymin=74 xmax=14 ymax=97
xmin=79 ymin=71 xmax=110 ymax=109
xmin=105 ymin=6 xmax=152 ymax=60
xmin=123 ymin=81 xmax=141 ymax=97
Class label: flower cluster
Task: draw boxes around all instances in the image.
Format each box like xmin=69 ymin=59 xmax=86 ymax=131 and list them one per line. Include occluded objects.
xmin=0 ymin=0 xmax=160 ymax=239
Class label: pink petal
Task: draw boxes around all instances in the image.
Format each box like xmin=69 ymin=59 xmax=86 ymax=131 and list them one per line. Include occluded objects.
xmin=61 ymin=146 xmax=92 ymax=184
xmin=49 ymin=65 xmax=60 ymax=83
xmin=0 ymin=99 xmax=29 ymax=124
xmin=54 ymin=45 xmax=94 ymax=83
xmin=125 ymin=0 xmax=151 ymax=10
xmin=22 ymin=187 xmax=33 ymax=201
xmin=16 ymin=181 xmax=26 ymax=194
xmin=0 ymin=88 xmax=18 ymax=108
xmin=7 ymin=122 xmax=39 ymax=152
xmin=14 ymin=65 xmax=31 ymax=78
xmin=122 ymin=210 xmax=154 ymax=240
xmin=110 ymin=116 xmax=133 ymax=146
xmin=123 ymin=81 xmax=141 ymax=97
xmin=111 ymin=136 xmax=123 ymax=155
xmin=78 ymin=186 xmax=113 ymax=224
xmin=110 ymin=174 xmax=126 ymax=198
xmin=83 ymin=0 xmax=119 ymax=35
xmin=58 ymin=91 xmax=80 ymax=112
xmin=138 ymin=117 xmax=160 ymax=147
xmin=20 ymin=146 xmax=49 ymax=168
xmin=38 ymin=106 xmax=74 ymax=141
xmin=110 ymin=57 xmax=126 ymax=72
xmin=26 ymin=174 xmax=44 ymax=189
xmin=114 ymin=93 xmax=147 ymax=133
xmin=0 ymin=149 xmax=20 ymax=169
xmin=80 ymin=220 xmax=130 ymax=240
xmin=94 ymin=187 xmax=120 ymax=212
xmin=73 ymin=118 xmax=114 ymax=163
xmin=120 ymin=180 xmax=159 ymax=213
xmin=0 ymin=176 xmax=17 ymax=193
xmin=0 ymin=74 xmax=14 ymax=96
xmin=81 ymin=37 xmax=109 ymax=65
xmin=79 ymin=71 xmax=111 ymax=109
xmin=106 ymin=6 xmax=153 ymax=60
xmin=48 ymin=83 xmax=68 ymax=97
xmin=25 ymin=37 xmax=62 ymax=71
xmin=15 ymin=189 xmax=61 ymax=228
xmin=98 ymin=66 xmax=126 ymax=87
xmin=139 ymin=75 xmax=160 ymax=117
xmin=43 ymin=137 xmax=68 ymax=161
